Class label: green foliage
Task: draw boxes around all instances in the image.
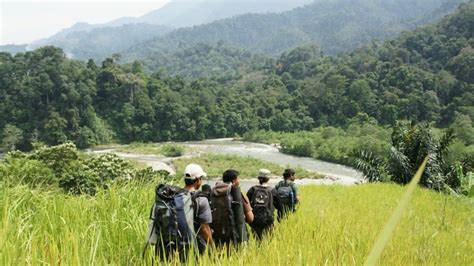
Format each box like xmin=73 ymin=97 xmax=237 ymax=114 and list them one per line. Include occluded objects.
xmin=453 ymin=162 xmax=474 ymax=196
xmin=0 ymin=143 xmax=167 ymax=195
xmin=160 ymin=144 xmax=184 ymax=157
xmin=1 ymin=124 xmax=23 ymax=151
xmin=133 ymin=168 xmax=171 ymax=183
xmin=59 ymin=166 xmax=101 ymax=195
xmin=352 ymin=150 xmax=388 ymax=182
xmin=0 ymin=157 xmax=56 ymax=187
xmin=353 ymin=121 xmax=470 ymax=194
xmin=173 ymin=153 xmax=319 ymax=179
xmin=243 ymin=122 xmax=391 ymax=166
xmin=29 ymin=142 xmax=79 ymax=175
xmin=84 ymin=153 xmax=134 ymax=182
xmin=0 ymin=2 xmax=472 ymax=152
xmin=118 ymin=142 xmax=185 ymax=157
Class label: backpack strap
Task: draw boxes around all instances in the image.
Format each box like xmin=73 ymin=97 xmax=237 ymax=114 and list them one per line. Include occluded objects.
xmin=227 ymin=185 xmax=239 ymax=245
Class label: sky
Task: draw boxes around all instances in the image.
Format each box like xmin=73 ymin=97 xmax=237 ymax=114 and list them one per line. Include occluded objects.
xmin=0 ymin=0 xmax=170 ymax=45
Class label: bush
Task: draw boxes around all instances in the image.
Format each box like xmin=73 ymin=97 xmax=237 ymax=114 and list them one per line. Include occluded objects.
xmin=59 ymin=167 xmax=100 ymax=195
xmin=29 ymin=142 xmax=79 ymax=175
xmin=1 ymin=143 xmax=171 ymax=195
xmin=160 ymin=144 xmax=184 ymax=157
xmin=0 ymin=157 xmax=55 ymax=187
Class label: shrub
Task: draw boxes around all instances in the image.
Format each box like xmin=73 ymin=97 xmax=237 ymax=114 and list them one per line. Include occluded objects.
xmin=160 ymin=144 xmax=184 ymax=157
xmin=0 ymin=157 xmax=55 ymax=187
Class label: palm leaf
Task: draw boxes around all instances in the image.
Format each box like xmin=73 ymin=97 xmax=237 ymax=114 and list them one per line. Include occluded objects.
xmin=352 ymin=149 xmax=386 ymax=182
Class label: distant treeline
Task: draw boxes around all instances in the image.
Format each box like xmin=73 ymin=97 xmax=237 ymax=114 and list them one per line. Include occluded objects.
xmin=0 ymin=2 xmax=472 ymax=151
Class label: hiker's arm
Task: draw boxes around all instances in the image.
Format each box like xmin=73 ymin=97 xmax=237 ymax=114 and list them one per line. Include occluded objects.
xmin=292 ymin=184 xmax=300 ymax=204
xmin=200 ymin=223 xmax=213 ymax=244
xmin=242 ymin=194 xmax=254 ymax=223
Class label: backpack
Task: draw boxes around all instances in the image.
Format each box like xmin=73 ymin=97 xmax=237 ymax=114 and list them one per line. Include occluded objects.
xmin=250 ymin=186 xmax=274 ymax=228
xmin=276 ymin=181 xmax=295 ymax=211
xmin=210 ymin=183 xmax=239 ymax=245
xmin=144 ymin=184 xmax=196 ymax=260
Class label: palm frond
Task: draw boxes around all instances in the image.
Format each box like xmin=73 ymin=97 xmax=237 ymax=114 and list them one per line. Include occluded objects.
xmin=388 ymin=147 xmax=412 ymax=184
xmin=352 ymin=149 xmax=386 ymax=182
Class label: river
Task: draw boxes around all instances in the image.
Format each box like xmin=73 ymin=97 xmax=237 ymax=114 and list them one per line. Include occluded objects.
xmin=91 ymin=138 xmax=364 ymax=188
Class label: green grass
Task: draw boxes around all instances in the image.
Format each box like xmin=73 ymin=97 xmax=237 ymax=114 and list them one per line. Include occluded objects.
xmin=116 ymin=142 xmax=187 ymax=157
xmin=172 ymin=153 xmax=320 ymax=179
xmin=1 ymin=183 xmax=472 ymax=265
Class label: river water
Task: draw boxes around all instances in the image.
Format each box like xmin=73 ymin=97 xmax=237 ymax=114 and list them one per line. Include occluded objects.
xmin=89 ymin=138 xmax=365 ymax=188
xmin=184 ymin=139 xmax=363 ymax=189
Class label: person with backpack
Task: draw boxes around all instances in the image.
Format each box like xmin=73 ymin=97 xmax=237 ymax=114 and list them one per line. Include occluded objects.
xmin=246 ymin=169 xmax=283 ymax=240
xmin=210 ymin=169 xmax=253 ymax=247
xmin=275 ymin=168 xmax=300 ymax=221
xmin=183 ymin=163 xmax=213 ymax=254
xmin=144 ymin=163 xmax=212 ymax=261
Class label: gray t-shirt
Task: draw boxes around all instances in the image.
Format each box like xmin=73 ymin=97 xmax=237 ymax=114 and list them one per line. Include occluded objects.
xmin=195 ymin=196 xmax=212 ymax=224
xmin=194 ymin=193 xmax=212 ymax=252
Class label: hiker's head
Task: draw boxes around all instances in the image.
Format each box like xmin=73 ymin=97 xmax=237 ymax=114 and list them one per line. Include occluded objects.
xmin=223 ymin=169 xmax=240 ymax=186
xmin=201 ymin=183 xmax=211 ymax=193
xmin=184 ymin=163 xmax=206 ymax=188
xmin=258 ymin=168 xmax=271 ymax=185
xmin=283 ymin=168 xmax=296 ymax=181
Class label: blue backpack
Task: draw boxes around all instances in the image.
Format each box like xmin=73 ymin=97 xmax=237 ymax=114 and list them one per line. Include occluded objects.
xmin=276 ymin=181 xmax=295 ymax=211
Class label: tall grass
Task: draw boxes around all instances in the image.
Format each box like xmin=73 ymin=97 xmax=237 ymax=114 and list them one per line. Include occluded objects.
xmin=2 ymin=182 xmax=472 ymax=265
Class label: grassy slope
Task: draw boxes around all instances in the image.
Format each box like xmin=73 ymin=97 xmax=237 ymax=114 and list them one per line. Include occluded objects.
xmin=1 ymin=183 xmax=472 ymax=265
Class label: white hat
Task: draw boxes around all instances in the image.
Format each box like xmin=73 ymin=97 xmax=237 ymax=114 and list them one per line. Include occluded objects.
xmin=184 ymin=163 xmax=207 ymax=180
xmin=258 ymin=168 xmax=271 ymax=178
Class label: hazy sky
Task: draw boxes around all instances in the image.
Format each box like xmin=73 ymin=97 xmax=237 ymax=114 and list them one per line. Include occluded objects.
xmin=0 ymin=0 xmax=169 ymax=45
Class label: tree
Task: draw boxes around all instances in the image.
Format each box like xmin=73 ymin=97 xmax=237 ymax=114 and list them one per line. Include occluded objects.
xmin=1 ymin=124 xmax=23 ymax=151
xmin=354 ymin=121 xmax=458 ymax=193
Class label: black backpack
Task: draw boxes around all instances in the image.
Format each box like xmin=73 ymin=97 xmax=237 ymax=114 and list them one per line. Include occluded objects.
xmin=250 ymin=186 xmax=274 ymax=228
xmin=144 ymin=184 xmax=196 ymax=260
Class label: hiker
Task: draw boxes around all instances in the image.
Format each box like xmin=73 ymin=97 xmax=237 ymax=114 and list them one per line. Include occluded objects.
xmin=201 ymin=183 xmax=212 ymax=195
xmin=210 ymin=169 xmax=253 ymax=247
xmin=144 ymin=163 xmax=212 ymax=261
xmin=183 ymin=163 xmax=213 ymax=254
xmin=275 ymin=168 xmax=300 ymax=221
xmin=246 ymin=169 xmax=283 ymax=240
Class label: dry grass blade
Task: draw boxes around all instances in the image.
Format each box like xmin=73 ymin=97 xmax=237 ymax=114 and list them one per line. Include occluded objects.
xmin=364 ymin=156 xmax=428 ymax=266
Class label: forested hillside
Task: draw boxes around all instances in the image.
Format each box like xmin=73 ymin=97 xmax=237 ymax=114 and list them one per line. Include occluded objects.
xmin=123 ymin=0 xmax=465 ymax=70
xmin=0 ymin=0 xmax=312 ymax=59
xmin=0 ymin=2 xmax=472 ymax=151
xmin=129 ymin=42 xmax=272 ymax=80
xmin=133 ymin=0 xmax=313 ymax=28
xmin=29 ymin=24 xmax=173 ymax=61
